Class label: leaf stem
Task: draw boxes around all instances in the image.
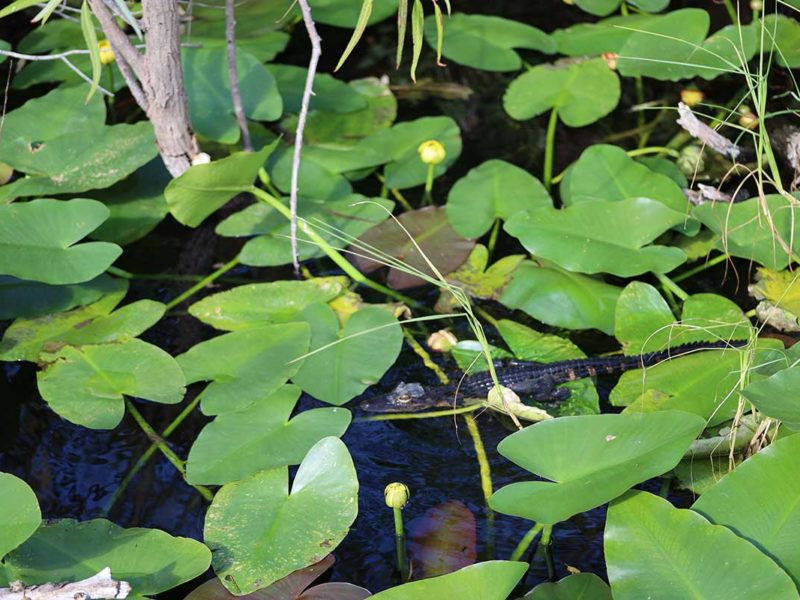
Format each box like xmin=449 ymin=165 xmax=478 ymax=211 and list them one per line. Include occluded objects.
xmin=542 ymin=524 xmax=555 ymax=580
xmin=626 ymin=146 xmax=680 ymax=159
xmin=509 ymin=522 xmax=543 ymax=562
xmin=543 ymin=108 xmax=559 ymax=191
xmin=165 ymin=256 xmax=241 ymax=311
xmin=721 ymin=0 xmax=738 ymax=25
xmin=654 ymin=272 xmax=689 ymax=301
xmin=464 ymin=413 xmax=495 ymax=559
xmin=671 ymin=252 xmax=728 ymax=283
xmin=423 ymin=163 xmax=435 ymax=204
xmin=393 ymin=506 xmax=408 ymax=580
xmin=487 ymin=218 xmax=501 ymax=258
xmin=403 ymin=329 xmax=449 ymax=384
xmin=354 ymin=403 xmax=483 ymax=422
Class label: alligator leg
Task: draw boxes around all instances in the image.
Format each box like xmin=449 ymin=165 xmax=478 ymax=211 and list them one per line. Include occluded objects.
xmin=509 ymin=376 xmax=571 ymax=402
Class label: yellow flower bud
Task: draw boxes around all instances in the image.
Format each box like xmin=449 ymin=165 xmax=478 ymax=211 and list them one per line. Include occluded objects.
xmin=750 ymin=0 xmax=763 ymax=9
xmin=601 ymin=52 xmax=617 ymax=71
xmin=98 ymin=39 xmax=115 ymax=65
xmin=680 ymin=88 xmax=704 ymax=107
xmin=427 ymin=329 xmax=458 ymax=353
xmin=417 ymin=140 xmax=446 ymax=166
xmin=384 ymin=482 xmax=410 ymax=509
xmin=738 ymin=106 xmax=758 ymax=130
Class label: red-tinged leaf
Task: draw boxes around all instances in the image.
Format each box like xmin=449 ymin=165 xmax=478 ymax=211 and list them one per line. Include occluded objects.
xmin=408 ymin=501 xmax=477 ymax=578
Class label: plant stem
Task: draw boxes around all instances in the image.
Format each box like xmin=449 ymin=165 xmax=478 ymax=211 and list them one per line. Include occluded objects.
xmin=672 ymin=253 xmax=728 ymax=283
xmin=626 ymin=146 xmax=680 ymax=159
xmin=464 ymin=413 xmax=495 ymax=559
xmin=249 ymin=186 xmax=423 ymax=308
xmin=543 ymin=108 xmax=559 ymax=191
xmin=509 ymin=523 xmax=543 ymax=562
xmin=354 ymin=403 xmax=484 ymax=422
xmin=393 ymin=507 xmax=408 ymax=580
xmin=390 ymin=187 xmax=415 ymax=213
xmin=541 ymin=524 xmax=555 ymax=580
xmin=165 ymin=256 xmax=241 ymax=311
xmin=423 ymin=163 xmax=435 ymax=205
xmin=634 ymin=76 xmax=646 ymax=147
xmin=721 ymin=0 xmax=738 ymax=25
xmin=403 ymin=329 xmax=449 ymax=384
xmin=124 ymin=399 xmax=213 ymax=502
xmin=487 ymin=219 xmax=501 ymax=258
xmin=654 ymin=272 xmax=689 ymax=301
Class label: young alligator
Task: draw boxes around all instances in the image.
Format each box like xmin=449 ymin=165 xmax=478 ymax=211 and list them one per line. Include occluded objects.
xmin=359 ymin=339 xmax=749 ymax=413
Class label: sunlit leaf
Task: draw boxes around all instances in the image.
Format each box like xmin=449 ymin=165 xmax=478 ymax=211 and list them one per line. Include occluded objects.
xmin=0 ymin=473 xmax=40 ymax=559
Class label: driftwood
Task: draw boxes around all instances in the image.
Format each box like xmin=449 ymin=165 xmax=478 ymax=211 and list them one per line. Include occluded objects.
xmin=676 ymin=102 xmax=741 ymax=160
xmin=0 ymin=568 xmax=130 ymax=600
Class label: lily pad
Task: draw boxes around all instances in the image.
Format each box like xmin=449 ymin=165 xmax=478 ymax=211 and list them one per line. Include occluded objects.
xmin=186 ymin=385 xmax=351 ymax=485
xmin=37 ymin=339 xmax=185 ymax=430
xmin=423 ymin=13 xmax=555 ymax=71
xmin=693 ymin=433 xmax=800 ymax=586
xmin=447 ymin=160 xmax=552 ymax=238
xmin=504 ymin=198 xmax=688 ymax=277
xmin=742 ymin=366 xmax=800 ymax=431
xmin=499 ymin=262 xmax=622 ymax=334
xmin=183 ymin=48 xmax=283 ymax=144
xmin=0 ymin=198 xmax=121 ymax=285
xmin=304 ymin=0 xmax=398 ymax=27
xmin=605 ymin=491 xmax=799 ymax=599
xmin=0 ymin=473 xmax=40 ymax=559
xmin=188 ymin=278 xmax=346 ymax=331
xmin=614 ymin=282 xmax=675 ymax=353
xmin=489 ymin=411 xmax=705 ymax=524
xmin=504 ymin=58 xmax=620 ymax=126
xmin=204 ymin=437 xmax=359 ymax=595
xmin=354 ymin=206 xmax=475 ymax=289
xmin=292 ymin=304 xmax=403 ymax=406
xmin=553 ymin=14 xmax=653 ymax=56
xmin=177 ymin=322 xmax=310 ymax=415
xmin=269 ymin=64 xmax=366 ymax=114
xmin=5 ymin=518 xmax=211 ymax=595
xmin=764 ymin=15 xmax=800 ymax=69
xmin=0 ymin=274 xmax=120 ymax=320
xmin=525 ymin=573 xmax=611 ymax=599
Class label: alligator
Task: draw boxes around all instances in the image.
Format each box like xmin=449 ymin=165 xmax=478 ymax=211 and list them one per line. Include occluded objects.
xmin=359 ymin=339 xmax=750 ymax=413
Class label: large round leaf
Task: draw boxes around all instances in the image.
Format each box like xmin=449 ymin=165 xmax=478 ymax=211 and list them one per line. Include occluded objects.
xmin=186 ymin=385 xmax=352 ymax=485
xmin=0 ymin=473 xmax=40 ymax=559
xmin=292 ymin=304 xmax=402 ymax=406
xmin=614 ymin=282 xmax=675 ymax=353
xmin=0 ymin=274 xmax=120 ymax=322
xmin=446 ymin=160 xmax=552 ymax=238
xmin=504 ymin=199 xmax=688 ymax=277
xmin=204 ymin=437 xmax=358 ymax=595
xmin=743 ymin=367 xmax=800 ymax=431
xmin=605 ymin=491 xmax=799 ymax=599
xmin=268 ymin=64 xmax=366 ymax=114
xmin=177 ymin=322 xmax=310 ymax=415
xmin=37 ymin=339 xmax=186 ymax=430
xmin=693 ymin=434 xmax=800 ymax=586
xmin=525 ymin=573 xmax=611 ymax=599
xmin=504 ymin=58 xmax=620 ymax=126
xmin=0 ymin=199 xmax=121 ymax=285
xmin=423 ymin=13 xmax=554 ymax=71
xmin=489 ymin=411 xmax=705 ymax=524
xmin=499 ymin=262 xmax=622 ymax=334
xmin=5 ymin=518 xmax=211 ymax=595
xmin=353 ymin=206 xmax=475 ymax=289
xmin=369 ymin=561 xmax=527 ymax=600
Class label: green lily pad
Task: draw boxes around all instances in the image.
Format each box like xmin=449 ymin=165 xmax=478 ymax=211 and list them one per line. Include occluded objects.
xmin=499 ymin=262 xmax=622 ymax=334
xmin=693 ymin=433 xmax=800 ymax=586
xmin=183 ymin=48 xmax=283 ymax=144
xmin=0 ymin=274 xmax=120 ymax=320
xmin=369 ymin=561 xmax=528 ymax=600
xmin=5 ymin=519 xmax=211 ymax=595
xmin=165 ymin=142 xmax=278 ymax=227
xmin=504 ymin=58 xmax=620 ymax=126
xmin=186 ymin=384 xmax=351 ymax=485
xmin=292 ymin=304 xmax=403 ymax=406
xmin=354 ymin=206 xmax=475 ymax=289
xmin=489 ymin=411 xmax=704 ymax=524
xmin=0 ymin=199 xmax=121 ymax=285
xmin=177 ymin=322 xmax=310 ymax=415
xmin=268 ymin=64 xmax=366 ymax=114
xmin=691 ymin=22 xmax=758 ymax=79
xmin=525 ymin=573 xmax=611 ymax=599
xmin=742 ymin=366 xmax=800 ymax=431
xmin=447 ymin=159 xmax=552 ymax=238
xmin=359 ymin=116 xmax=462 ymax=189
xmin=205 ymin=437 xmax=358 ymax=595
xmin=0 ymin=294 xmax=164 ymax=362
xmin=764 ymin=15 xmax=800 ymax=69
xmin=0 ymin=473 xmax=40 ymax=559
xmin=504 ymin=199 xmax=688 ymax=277
xmin=574 ymin=0 xmax=670 ymax=16
xmin=188 ymin=278 xmax=346 ymax=331
xmin=553 ymin=14 xmax=653 ymax=56
xmin=605 ymin=491 xmax=799 ymax=599
xmin=614 ymin=282 xmax=675 ymax=353
xmin=37 ymin=339 xmax=185 ymax=430
xmin=423 ymin=13 xmax=555 ymax=72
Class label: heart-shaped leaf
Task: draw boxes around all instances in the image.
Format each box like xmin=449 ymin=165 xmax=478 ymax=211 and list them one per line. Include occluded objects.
xmin=505 ymin=198 xmax=688 ymax=277
xmin=614 ymin=282 xmax=675 ymax=353
xmin=188 ymin=278 xmax=346 ymax=331
xmin=525 ymin=573 xmax=611 ymax=599
xmin=186 ymin=384 xmax=352 ymax=485
xmin=605 ymin=491 xmax=799 ymax=599
xmin=353 ymin=206 xmax=475 ymax=289
xmin=693 ymin=433 xmax=800 ymax=586
xmin=500 ymin=261 xmax=622 ymax=334
xmin=369 ymin=561 xmax=527 ymax=600
xmin=490 ymin=411 xmax=705 ymax=524
xmin=764 ymin=15 xmax=800 ymax=68
xmin=165 ymin=142 xmax=278 ymax=227
xmin=37 ymin=339 xmax=185 ymax=430
xmin=183 ymin=48 xmax=283 ymax=144
xmin=204 ymin=437 xmax=358 ymax=595
xmin=423 ymin=13 xmax=554 ymax=71
xmin=0 ymin=199 xmax=121 ymax=285
xmin=504 ymin=58 xmax=620 ymax=127
xmin=0 ymin=473 xmax=40 ymax=559
xmin=0 ymin=274 xmax=120 ymax=320
xmin=177 ymin=322 xmax=310 ymax=415
xmin=268 ymin=64 xmax=366 ymax=114
xmin=742 ymin=367 xmax=800 ymax=431
xmin=447 ymin=160 xmax=552 ymax=238
xmin=5 ymin=518 xmax=211 ymax=595
xmin=292 ymin=304 xmax=403 ymax=406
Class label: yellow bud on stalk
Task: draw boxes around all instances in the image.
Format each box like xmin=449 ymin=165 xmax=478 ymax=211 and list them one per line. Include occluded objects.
xmin=418 ymin=140 xmax=446 ymax=166
xmin=680 ymin=88 xmax=704 ymax=107
xmin=98 ymin=40 xmax=115 ymax=65
xmin=427 ymin=329 xmax=458 ymax=353
xmin=384 ymin=482 xmax=410 ymax=509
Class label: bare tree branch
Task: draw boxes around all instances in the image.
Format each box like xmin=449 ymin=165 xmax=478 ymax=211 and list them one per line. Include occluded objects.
xmin=225 ymin=0 xmax=252 ymax=151
xmin=114 ymin=51 xmax=148 ymax=111
xmin=0 ymin=568 xmax=131 ymax=600
xmin=291 ymin=0 xmax=322 ymax=273
xmin=0 ymin=48 xmax=113 ymax=96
